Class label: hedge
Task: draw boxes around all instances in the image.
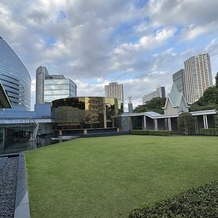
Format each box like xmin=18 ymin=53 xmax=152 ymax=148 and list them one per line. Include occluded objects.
xmin=129 ymin=181 xmax=218 ymax=218
xmin=131 ymin=130 xmax=172 ymax=136
xmin=200 ymin=128 xmax=218 ymax=136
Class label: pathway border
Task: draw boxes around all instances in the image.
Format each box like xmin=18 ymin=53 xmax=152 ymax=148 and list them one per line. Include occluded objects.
xmin=14 ymin=152 xmax=31 ymax=218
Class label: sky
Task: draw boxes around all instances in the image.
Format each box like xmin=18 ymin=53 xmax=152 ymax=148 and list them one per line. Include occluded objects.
xmin=1 ymin=0 xmax=218 ymax=111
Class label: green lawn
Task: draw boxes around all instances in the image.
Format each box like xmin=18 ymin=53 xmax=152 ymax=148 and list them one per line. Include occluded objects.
xmin=25 ymin=135 xmax=218 ymax=218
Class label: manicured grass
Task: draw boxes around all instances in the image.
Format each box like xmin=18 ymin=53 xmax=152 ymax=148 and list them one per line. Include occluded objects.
xmin=25 ymin=135 xmax=218 ymax=218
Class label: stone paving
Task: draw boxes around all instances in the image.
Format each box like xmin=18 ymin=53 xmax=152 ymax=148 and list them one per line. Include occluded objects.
xmin=0 ymin=156 xmax=18 ymax=218
xmin=0 ymin=154 xmax=30 ymax=218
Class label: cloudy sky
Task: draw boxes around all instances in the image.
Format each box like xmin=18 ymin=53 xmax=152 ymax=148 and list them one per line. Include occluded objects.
xmin=1 ymin=0 xmax=218 ymax=110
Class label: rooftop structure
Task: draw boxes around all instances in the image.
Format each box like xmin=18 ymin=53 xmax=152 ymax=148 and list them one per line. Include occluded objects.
xmin=163 ymin=83 xmax=189 ymax=115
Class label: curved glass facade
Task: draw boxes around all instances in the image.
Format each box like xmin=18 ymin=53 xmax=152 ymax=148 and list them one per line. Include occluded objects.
xmin=0 ymin=37 xmax=31 ymax=110
xmin=52 ymin=97 xmax=123 ymax=129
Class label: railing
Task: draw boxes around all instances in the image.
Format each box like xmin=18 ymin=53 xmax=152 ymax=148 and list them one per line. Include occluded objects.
xmin=0 ymin=118 xmax=54 ymax=124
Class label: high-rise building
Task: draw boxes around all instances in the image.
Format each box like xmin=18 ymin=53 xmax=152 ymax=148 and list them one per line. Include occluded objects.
xmin=184 ymin=53 xmax=213 ymax=104
xmin=142 ymin=86 xmax=166 ymax=104
xmin=0 ymin=37 xmax=31 ymax=110
xmin=36 ymin=66 xmax=77 ymax=104
xmin=172 ymin=69 xmax=185 ymax=94
xmin=105 ymin=82 xmax=124 ymax=103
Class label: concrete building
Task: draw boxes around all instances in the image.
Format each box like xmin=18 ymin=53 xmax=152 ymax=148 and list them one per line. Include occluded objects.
xmin=36 ymin=66 xmax=77 ymax=104
xmin=105 ymin=82 xmax=124 ymax=103
xmin=184 ymin=53 xmax=213 ymax=104
xmin=142 ymin=87 xmax=166 ymax=104
xmin=0 ymin=37 xmax=31 ymax=110
xmin=172 ymin=69 xmax=185 ymax=94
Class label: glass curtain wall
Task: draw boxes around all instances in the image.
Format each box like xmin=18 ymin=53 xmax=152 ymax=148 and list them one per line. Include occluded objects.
xmin=52 ymin=97 xmax=123 ymax=129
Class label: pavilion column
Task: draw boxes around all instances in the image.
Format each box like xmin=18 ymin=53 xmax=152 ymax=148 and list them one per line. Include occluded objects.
xmin=143 ymin=116 xmax=147 ymax=129
xmin=128 ymin=116 xmax=132 ymax=131
xmin=112 ymin=118 xmax=115 ymax=127
xmin=0 ymin=127 xmax=5 ymax=153
xmin=154 ymin=119 xmax=158 ymax=130
xmin=167 ymin=118 xmax=172 ymax=131
xmin=203 ymin=115 xmax=208 ymax=129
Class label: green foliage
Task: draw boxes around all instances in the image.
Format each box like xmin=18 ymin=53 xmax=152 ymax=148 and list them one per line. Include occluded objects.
xmin=129 ymin=181 xmax=218 ymax=218
xmin=134 ymin=97 xmax=166 ymax=114
xmin=216 ymin=72 xmax=218 ymax=88
xmin=131 ymin=129 xmax=172 ymax=136
xmin=188 ymin=74 xmax=218 ymax=128
xmin=189 ymin=86 xmax=218 ymax=111
xmin=200 ymin=128 xmax=218 ymax=136
xmin=177 ymin=112 xmax=195 ymax=135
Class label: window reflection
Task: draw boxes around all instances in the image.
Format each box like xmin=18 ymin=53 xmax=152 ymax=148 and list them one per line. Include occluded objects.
xmin=52 ymin=97 xmax=123 ymax=129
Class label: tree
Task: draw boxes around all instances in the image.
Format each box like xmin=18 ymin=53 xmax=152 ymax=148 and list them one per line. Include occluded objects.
xmin=134 ymin=97 xmax=166 ymax=114
xmin=216 ymin=72 xmax=218 ymax=88
xmin=189 ymin=86 xmax=217 ymax=111
xmin=177 ymin=112 xmax=195 ymax=135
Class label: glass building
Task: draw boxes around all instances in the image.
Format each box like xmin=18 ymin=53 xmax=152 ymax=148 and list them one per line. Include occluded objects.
xmin=52 ymin=97 xmax=123 ymax=129
xmin=0 ymin=37 xmax=31 ymax=110
xmin=36 ymin=66 xmax=77 ymax=104
xmin=172 ymin=69 xmax=185 ymax=94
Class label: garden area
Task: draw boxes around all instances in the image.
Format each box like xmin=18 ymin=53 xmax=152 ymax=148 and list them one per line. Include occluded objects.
xmin=25 ymin=135 xmax=218 ymax=218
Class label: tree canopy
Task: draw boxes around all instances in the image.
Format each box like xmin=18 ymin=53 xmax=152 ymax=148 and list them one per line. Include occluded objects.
xmin=189 ymin=72 xmax=218 ymax=128
xmin=134 ymin=97 xmax=166 ymax=114
xmin=189 ymin=86 xmax=218 ymax=111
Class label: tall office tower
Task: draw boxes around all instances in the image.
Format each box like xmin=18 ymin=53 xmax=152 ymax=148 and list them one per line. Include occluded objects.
xmin=36 ymin=66 xmax=77 ymax=104
xmin=142 ymin=86 xmax=166 ymax=104
xmin=0 ymin=37 xmax=31 ymax=110
xmin=172 ymin=69 xmax=185 ymax=94
xmin=184 ymin=53 xmax=213 ymax=104
xmin=105 ymin=82 xmax=124 ymax=103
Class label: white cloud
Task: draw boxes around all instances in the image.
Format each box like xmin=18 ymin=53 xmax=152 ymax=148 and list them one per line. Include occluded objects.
xmin=147 ymin=0 xmax=218 ymax=26
xmin=1 ymin=0 xmax=218 ymax=111
xmin=114 ymin=27 xmax=175 ymax=54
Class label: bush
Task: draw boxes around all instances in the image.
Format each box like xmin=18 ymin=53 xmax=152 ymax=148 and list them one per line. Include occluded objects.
xmin=131 ymin=130 xmax=172 ymax=136
xmin=177 ymin=112 xmax=195 ymax=135
xmin=200 ymin=128 xmax=218 ymax=136
xmin=129 ymin=181 xmax=218 ymax=218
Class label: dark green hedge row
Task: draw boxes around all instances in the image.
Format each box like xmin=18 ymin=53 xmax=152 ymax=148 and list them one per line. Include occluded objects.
xmin=131 ymin=130 xmax=172 ymax=136
xmin=129 ymin=181 xmax=218 ymax=218
xmin=200 ymin=128 xmax=218 ymax=136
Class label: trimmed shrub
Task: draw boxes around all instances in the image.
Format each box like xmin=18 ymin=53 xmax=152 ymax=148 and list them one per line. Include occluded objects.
xmin=177 ymin=112 xmax=195 ymax=135
xmin=131 ymin=130 xmax=172 ymax=136
xmin=200 ymin=128 xmax=218 ymax=136
xmin=129 ymin=181 xmax=218 ymax=218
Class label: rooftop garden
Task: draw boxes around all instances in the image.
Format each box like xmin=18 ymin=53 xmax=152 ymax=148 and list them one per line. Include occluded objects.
xmin=25 ymin=135 xmax=218 ymax=218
